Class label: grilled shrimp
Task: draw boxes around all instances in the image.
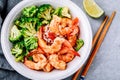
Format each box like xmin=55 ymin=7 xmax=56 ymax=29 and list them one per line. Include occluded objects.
xmin=59 ymin=17 xmax=79 ymax=36
xmin=49 ymin=15 xmax=61 ymax=35
xmin=59 ymin=53 xmax=75 ymax=63
xmin=58 ymin=47 xmax=74 ymax=62
xmin=57 ymin=40 xmax=80 ymax=62
xmin=59 ymin=18 xmax=73 ymax=35
xmin=43 ymin=63 xmax=54 ymax=72
xmin=24 ymin=54 xmax=47 ymax=70
xmin=67 ymin=26 xmax=79 ymax=47
xmin=67 ymin=34 xmax=77 ymax=47
xmin=38 ymin=27 xmax=65 ymax=54
xmin=49 ymin=54 xmax=66 ymax=70
xmin=28 ymin=47 xmax=45 ymax=56
xmin=59 ymin=39 xmax=80 ymax=56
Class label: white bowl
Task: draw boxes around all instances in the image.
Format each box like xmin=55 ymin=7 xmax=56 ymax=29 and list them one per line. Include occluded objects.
xmin=1 ymin=0 xmax=92 ymax=80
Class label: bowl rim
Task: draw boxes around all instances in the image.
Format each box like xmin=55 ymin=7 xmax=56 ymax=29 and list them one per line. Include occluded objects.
xmin=1 ymin=0 xmax=92 ymax=80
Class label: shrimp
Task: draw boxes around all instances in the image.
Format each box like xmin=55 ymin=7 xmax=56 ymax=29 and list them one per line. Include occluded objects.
xmin=59 ymin=52 xmax=75 ymax=63
xmin=24 ymin=54 xmax=47 ymax=70
xmin=67 ymin=26 xmax=79 ymax=46
xmin=59 ymin=17 xmax=79 ymax=36
xmin=29 ymin=47 xmax=45 ymax=55
xmin=43 ymin=63 xmax=54 ymax=72
xmin=67 ymin=35 xmax=77 ymax=47
xmin=59 ymin=18 xmax=73 ymax=35
xmin=59 ymin=39 xmax=80 ymax=56
xmin=58 ymin=46 xmax=75 ymax=62
xmin=49 ymin=54 xmax=66 ymax=70
xmin=38 ymin=27 xmax=65 ymax=54
xmin=70 ymin=25 xmax=79 ymax=36
xmin=49 ymin=15 xmax=61 ymax=35
xmin=26 ymin=47 xmax=45 ymax=59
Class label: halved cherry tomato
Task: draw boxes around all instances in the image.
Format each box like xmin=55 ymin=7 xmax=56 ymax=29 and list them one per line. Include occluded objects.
xmin=48 ymin=32 xmax=56 ymax=40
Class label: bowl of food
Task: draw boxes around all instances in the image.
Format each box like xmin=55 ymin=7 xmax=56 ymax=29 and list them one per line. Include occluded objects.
xmin=1 ymin=0 xmax=92 ymax=80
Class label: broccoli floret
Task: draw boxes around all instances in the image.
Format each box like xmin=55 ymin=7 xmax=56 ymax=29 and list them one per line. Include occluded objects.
xmin=11 ymin=45 xmax=22 ymax=55
xmin=22 ymin=5 xmax=38 ymax=17
xmin=53 ymin=7 xmax=71 ymax=18
xmin=21 ymin=22 xmax=37 ymax=37
xmin=24 ymin=36 xmax=38 ymax=50
xmin=15 ymin=49 xmax=28 ymax=62
xmin=42 ymin=20 xmax=49 ymax=25
xmin=37 ymin=4 xmax=54 ymax=20
xmin=15 ymin=17 xmax=39 ymax=28
xmin=11 ymin=41 xmax=24 ymax=55
xmin=14 ymin=19 xmax=24 ymax=28
xmin=75 ymin=39 xmax=84 ymax=51
xmin=15 ymin=17 xmax=42 ymax=31
xmin=15 ymin=55 xmax=24 ymax=62
xmin=53 ymin=7 xmax=62 ymax=16
xmin=20 ymin=17 xmax=39 ymax=23
xmin=14 ymin=17 xmax=27 ymax=28
xmin=9 ymin=25 xmax=22 ymax=42
xmin=61 ymin=7 xmax=71 ymax=18
xmin=36 ymin=21 xmax=42 ymax=31
xmin=11 ymin=41 xmax=25 ymax=62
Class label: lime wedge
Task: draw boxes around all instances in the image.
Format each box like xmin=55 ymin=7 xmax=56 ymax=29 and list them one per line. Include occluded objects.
xmin=83 ymin=0 xmax=104 ymax=18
